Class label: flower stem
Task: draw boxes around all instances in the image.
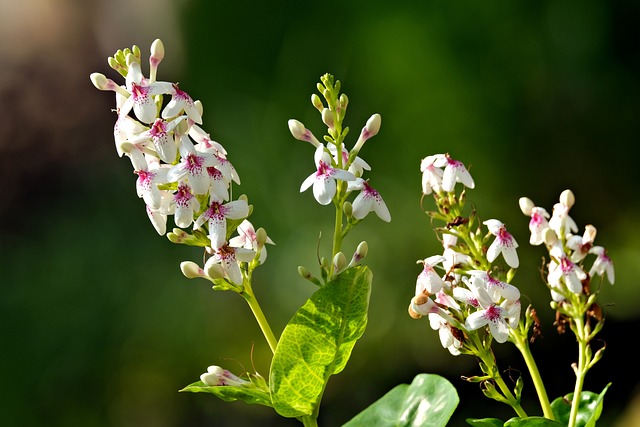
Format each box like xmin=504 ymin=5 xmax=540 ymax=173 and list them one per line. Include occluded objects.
xmin=512 ymin=334 xmax=554 ymax=419
xmin=568 ymin=316 xmax=588 ymax=427
xmin=241 ymin=289 xmax=278 ymax=354
xmin=299 ymin=415 xmax=318 ymax=427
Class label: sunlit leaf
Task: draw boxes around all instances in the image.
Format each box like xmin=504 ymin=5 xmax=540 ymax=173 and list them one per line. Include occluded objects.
xmin=269 ymin=266 xmax=372 ymax=418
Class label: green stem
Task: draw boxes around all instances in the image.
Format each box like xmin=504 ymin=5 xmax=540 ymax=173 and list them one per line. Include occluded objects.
xmin=568 ymin=317 xmax=588 ymax=427
xmin=241 ymin=290 xmax=278 ymax=354
xmin=299 ymin=415 xmax=318 ymax=427
xmin=512 ymin=334 xmax=554 ymax=419
xmin=472 ymin=335 xmax=528 ymax=418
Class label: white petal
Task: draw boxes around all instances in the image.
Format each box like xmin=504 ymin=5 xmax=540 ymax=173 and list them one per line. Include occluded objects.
xmin=313 ymin=177 xmax=335 ymax=205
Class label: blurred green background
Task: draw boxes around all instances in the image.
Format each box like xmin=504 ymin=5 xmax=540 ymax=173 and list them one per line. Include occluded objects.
xmin=2 ymin=0 xmax=639 ymax=425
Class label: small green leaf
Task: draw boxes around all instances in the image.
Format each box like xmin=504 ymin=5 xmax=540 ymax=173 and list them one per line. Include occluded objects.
xmin=550 ymin=383 xmax=610 ymax=427
xmin=465 ymin=419 xmax=504 ymax=427
xmin=343 ymin=373 xmax=459 ymax=427
xmin=180 ymin=380 xmax=272 ymax=408
xmin=504 ymin=416 xmax=565 ymax=426
xmin=269 ymin=266 xmax=372 ymax=418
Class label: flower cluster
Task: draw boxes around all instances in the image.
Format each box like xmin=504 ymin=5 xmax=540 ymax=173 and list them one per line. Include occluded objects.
xmin=90 ymin=40 xmax=273 ymax=288
xmin=410 ymin=153 xmax=521 ymax=348
xmin=410 ymin=153 xmax=615 ymax=423
xmin=520 ymin=190 xmax=615 ymax=304
xmin=288 ymin=79 xmax=390 ymax=224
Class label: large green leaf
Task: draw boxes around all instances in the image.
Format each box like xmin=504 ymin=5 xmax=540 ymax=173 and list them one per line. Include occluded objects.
xmin=550 ymin=384 xmax=611 ymax=427
xmin=343 ymin=373 xmax=459 ymax=427
xmin=269 ymin=265 xmax=372 ymax=418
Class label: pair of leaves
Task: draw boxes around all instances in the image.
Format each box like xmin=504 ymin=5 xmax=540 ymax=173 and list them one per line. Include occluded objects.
xmin=181 ymin=265 xmax=372 ymax=420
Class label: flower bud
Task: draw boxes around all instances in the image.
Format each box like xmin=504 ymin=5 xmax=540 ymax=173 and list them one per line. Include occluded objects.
xmin=343 ymin=201 xmax=353 ymax=217
xmin=149 ymin=39 xmax=165 ymax=82
xmin=255 ymin=227 xmax=273 ymax=249
xmin=311 ymin=94 xmax=324 ymax=112
xmin=519 ymin=197 xmax=534 ymax=216
xmin=298 ymin=265 xmax=312 ymax=280
xmin=332 ymin=252 xmax=347 ymax=276
xmin=180 ymin=261 xmax=204 ymax=279
xmin=348 ymin=241 xmax=368 ymax=268
xmin=288 ymin=119 xmax=321 ymax=147
xmin=205 ymin=261 xmax=225 ymax=280
xmin=339 ymin=93 xmax=349 ymax=110
xmin=543 ymin=228 xmax=558 ymax=246
xmin=200 ymin=365 xmax=249 ymax=387
xmin=352 ymin=113 xmax=381 ymax=153
xmin=321 ymin=108 xmax=334 ymax=129
xmin=560 ymin=189 xmax=575 ymax=209
xmin=150 ymin=38 xmax=165 ymax=63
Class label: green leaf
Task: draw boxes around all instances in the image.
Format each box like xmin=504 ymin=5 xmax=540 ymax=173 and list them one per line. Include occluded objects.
xmin=465 ymin=419 xmax=504 ymax=427
xmin=550 ymin=383 xmax=611 ymax=427
xmin=269 ymin=265 xmax=372 ymax=418
xmin=504 ymin=416 xmax=565 ymax=426
xmin=343 ymin=373 xmax=459 ymax=427
xmin=467 ymin=416 xmax=565 ymax=426
xmin=179 ymin=379 xmax=272 ymax=408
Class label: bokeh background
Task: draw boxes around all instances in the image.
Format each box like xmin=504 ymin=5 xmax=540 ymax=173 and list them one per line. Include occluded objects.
xmin=2 ymin=0 xmax=639 ymax=426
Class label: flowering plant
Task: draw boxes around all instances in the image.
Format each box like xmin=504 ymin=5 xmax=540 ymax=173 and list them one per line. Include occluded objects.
xmin=91 ymin=39 xmax=615 ymax=427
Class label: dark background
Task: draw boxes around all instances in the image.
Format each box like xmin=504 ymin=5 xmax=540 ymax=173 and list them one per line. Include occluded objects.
xmin=1 ymin=0 xmax=639 ymax=426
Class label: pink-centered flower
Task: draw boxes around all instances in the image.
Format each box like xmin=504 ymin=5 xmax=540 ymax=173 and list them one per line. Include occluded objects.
xmin=300 ymin=146 xmax=356 ymax=205
xmin=415 ymin=255 xmax=446 ymax=295
xmin=567 ymin=225 xmax=597 ymax=263
xmin=435 ymin=154 xmax=475 ymax=193
xmin=464 ymin=278 xmax=512 ymax=343
xmin=173 ymin=182 xmax=200 ymax=228
xmin=589 ymin=246 xmax=615 ymax=284
xmin=194 ymin=199 xmax=250 ymax=250
xmin=229 ymin=220 xmax=275 ymax=264
xmin=167 ymin=136 xmax=219 ymax=195
xmin=204 ymin=244 xmax=255 ymax=285
xmin=129 ymin=117 xmax=185 ymax=163
xmin=549 ymin=246 xmax=587 ymax=294
xmin=128 ymin=148 xmax=168 ymax=210
xmin=120 ymin=61 xmax=173 ymax=124
xmin=468 ymin=270 xmax=520 ymax=303
xmin=162 ymin=83 xmax=202 ymax=124
xmin=484 ymin=219 xmax=519 ymax=268
xmin=347 ymin=178 xmax=391 ymax=222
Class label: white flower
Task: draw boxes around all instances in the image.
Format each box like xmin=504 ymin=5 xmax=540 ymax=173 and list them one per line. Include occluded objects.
xmin=567 ymin=225 xmax=597 ymax=262
xmin=172 ymin=182 xmax=200 ymax=228
xmin=468 ymin=270 xmax=520 ymax=303
xmin=434 ymin=154 xmax=475 ymax=192
xmin=420 ymin=155 xmax=444 ymax=195
xmin=229 ymin=220 xmax=275 ymax=264
xmin=194 ymin=199 xmax=250 ymax=250
xmin=167 ymin=136 xmax=219 ymax=195
xmin=120 ymin=60 xmax=173 ymax=124
xmin=549 ymin=248 xmax=587 ymax=294
xmin=589 ymin=246 xmax=615 ymax=284
xmin=484 ymin=219 xmax=519 ymax=268
xmin=204 ymin=244 xmax=256 ymax=285
xmin=549 ymin=189 xmax=578 ymax=236
xmin=162 ymin=83 xmax=202 ymax=124
xmin=300 ymin=146 xmax=356 ymax=205
xmin=464 ymin=278 xmax=511 ymax=344
xmin=200 ymin=365 xmax=250 ymax=387
xmin=415 ymin=255 xmax=446 ymax=295
xmin=347 ymin=178 xmax=391 ymax=222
